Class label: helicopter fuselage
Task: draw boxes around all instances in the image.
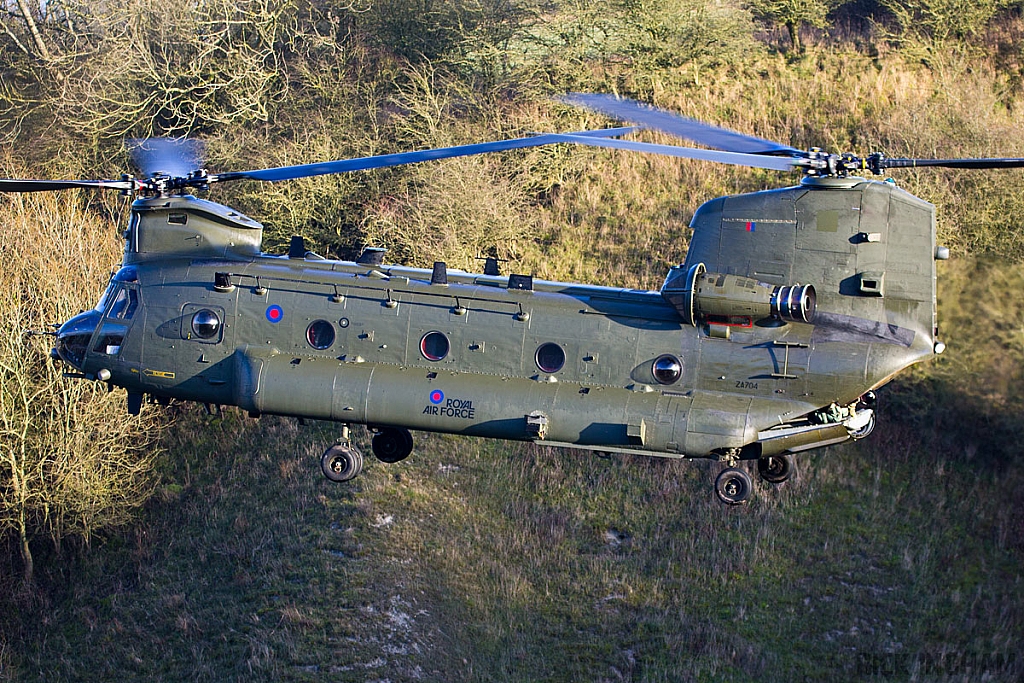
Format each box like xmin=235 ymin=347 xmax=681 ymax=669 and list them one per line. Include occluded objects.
xmin=56 ymin=176 xmax=942 ymax=471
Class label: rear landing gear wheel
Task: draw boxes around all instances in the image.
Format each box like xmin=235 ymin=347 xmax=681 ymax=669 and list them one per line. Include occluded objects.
xmin=758 ymin=454 xmax=794 ymax=484
xmin=715 ymin=467 xmax=753 ymax=505
xmin=371 ymin=427 xmax=414 ymax=463
xmin=850 ymin=412 xmax=876 ymax=440
xmin=321 ymin=443 xmax=363 ymax=482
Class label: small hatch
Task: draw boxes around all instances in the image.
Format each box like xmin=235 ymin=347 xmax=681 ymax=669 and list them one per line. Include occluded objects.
xmin=858 ymin=271 xmax=885 ymax=296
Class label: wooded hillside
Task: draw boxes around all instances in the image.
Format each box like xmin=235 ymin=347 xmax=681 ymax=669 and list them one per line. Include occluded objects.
xmin=2 ymin=1 xmax=1023 ymax=680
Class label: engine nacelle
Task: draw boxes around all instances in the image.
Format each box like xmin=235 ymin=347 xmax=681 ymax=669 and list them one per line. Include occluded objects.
xmin=661 ymin=262 xmax=816 ymax=326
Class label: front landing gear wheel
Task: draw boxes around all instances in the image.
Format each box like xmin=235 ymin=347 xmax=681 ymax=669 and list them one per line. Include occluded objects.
xmin=758 ymin=454 xmax=794 ymax=484
xmin=371 ymin=427 xmax=414 ymax=463
xmin=321 ymin=443 xmax=363 ymax=482
xmin=715 ymin=467 xmax=753 ymax=505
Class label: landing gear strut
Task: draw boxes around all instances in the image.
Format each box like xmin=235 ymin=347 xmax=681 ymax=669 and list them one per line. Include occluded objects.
xmin=371 ymin=427 xmax=414 ymax=463
xmin=715 ymin=467 xmax=753 ymax=505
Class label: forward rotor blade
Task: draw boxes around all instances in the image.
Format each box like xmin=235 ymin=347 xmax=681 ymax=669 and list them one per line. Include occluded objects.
xmin=128 ymin=138 xmax=205 ymax=179
xmin=562 ymin=93 xmax=802 ymax=156
xmin=212 ymin=127 xmax=637 ymax=184
xmin=0 ymin=178 xmax=137 ymax=193
xmin=546 ymin=134 xmax=806 ymax=172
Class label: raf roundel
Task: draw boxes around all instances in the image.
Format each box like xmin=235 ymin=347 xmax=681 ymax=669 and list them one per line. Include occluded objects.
xmin=265 ymin=304 xmax=284 ymax=323
xmin=429 ymin=389 xmax=445 ymax=405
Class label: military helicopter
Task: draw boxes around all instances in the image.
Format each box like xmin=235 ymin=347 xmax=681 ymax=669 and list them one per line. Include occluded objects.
xmin=7 ymin=94 xmax=1024 ymax=504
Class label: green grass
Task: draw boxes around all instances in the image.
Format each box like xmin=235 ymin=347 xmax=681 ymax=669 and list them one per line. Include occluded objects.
xmin=4 ymin=357 xmax=1021 ymax=682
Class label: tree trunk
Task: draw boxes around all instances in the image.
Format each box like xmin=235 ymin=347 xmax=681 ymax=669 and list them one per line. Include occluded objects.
xmin=19 ymin=515 xmax=33 ymax=584
xmin=787 ymin=21 xmax=802 ymax=54
xmin=14 ymin=0 xmax=51 ymax=61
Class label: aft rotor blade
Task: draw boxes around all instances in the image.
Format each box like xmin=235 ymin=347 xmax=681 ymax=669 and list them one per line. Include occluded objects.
xmin=212 ymin=127 xmax=637 ymax=184
xmin=547 ymin=134 xmax=806 ymax=172
xmin=876 ymin=157 xmax=1024 ymax=171
xmin=0 ymin=178 xmax=137 ymax=193
xmin=562 ymin=93 xmax=802 ymax=156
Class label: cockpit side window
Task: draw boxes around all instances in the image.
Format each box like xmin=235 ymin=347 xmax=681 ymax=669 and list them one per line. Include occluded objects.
xmin=91 ymin=284 xmax=140 ymax=357
xmin=103 ymin=286 xmax=139 ymax=320
xmin=93 ymin=324 xmax=126 ymax=356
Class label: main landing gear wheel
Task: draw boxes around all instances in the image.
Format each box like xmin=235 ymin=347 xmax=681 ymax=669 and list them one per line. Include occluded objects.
xmin=371 ymin=427 xmax=414 ymax=463
xmin=758 ymin=454 xmax=794 ymax=484
xmin=321 ymin=443 xmax=363 ymax=482
xmin=715 ymin=467 xmax=753 ymax=505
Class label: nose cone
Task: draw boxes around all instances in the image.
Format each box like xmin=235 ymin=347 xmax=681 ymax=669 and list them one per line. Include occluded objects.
xmin=55 ymin=310 xmax=101 ymax=371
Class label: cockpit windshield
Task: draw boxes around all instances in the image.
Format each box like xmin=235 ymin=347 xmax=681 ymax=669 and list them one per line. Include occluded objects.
xmin=94 ymin=283 xmax=117 ymax=312
xmin=58 ymin=267 xmax=140 ymax=371
xmin=93 ymin=266 xmax=140 ymax=315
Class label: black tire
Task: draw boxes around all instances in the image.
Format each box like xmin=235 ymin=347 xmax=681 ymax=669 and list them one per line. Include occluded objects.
xmin=715 ymin=467 xmax=753 ymax=505
xmin=850 ymin=411 xmax=876 ymax=440
xmin=371 ymin=427 xmax=414 ymax=463
xmin=321 ymin=444 xmax=363 ymax=482
xmin=758 ymin=454 xmax=794 ymax=484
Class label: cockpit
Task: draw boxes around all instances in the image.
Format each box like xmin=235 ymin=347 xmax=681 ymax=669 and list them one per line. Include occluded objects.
xmin=55 ymin=266 xmax=140 ymax=372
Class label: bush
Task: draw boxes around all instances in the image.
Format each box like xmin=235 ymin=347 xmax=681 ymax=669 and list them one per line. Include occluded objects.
xmin=0 ymin=187 xmax=161 ymax=583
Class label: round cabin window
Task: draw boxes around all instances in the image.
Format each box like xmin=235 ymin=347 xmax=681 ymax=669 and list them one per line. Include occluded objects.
xmin=420 ymin=331 xmax=450 ymax=361
xmin=191 ymin=309 xmax=221 ymax=339
xmin=535 ymin=342 xmax=566 ymax=374
xmin=652 ymin=354 xmax=682 ymax=385
xmin=306 ymin=320 xmax=336 ymax=350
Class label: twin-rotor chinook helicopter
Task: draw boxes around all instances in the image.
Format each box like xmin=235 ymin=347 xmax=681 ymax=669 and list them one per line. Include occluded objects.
xmin=8 ymin=94 xmax=1024 ymax=504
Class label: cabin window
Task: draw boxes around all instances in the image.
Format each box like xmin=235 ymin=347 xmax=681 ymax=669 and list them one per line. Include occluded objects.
xmin=535 ymin=342 xmax=565 ymax=374
xmin=652 ymin=354 xmax=682 ymax=385
xmin=191 ymin=309 xmax=221 ymax=339
xmin=306 ymin=320 xmax=336 ymax=350
xmin=420 ymin=331 xmax=450 ymax=361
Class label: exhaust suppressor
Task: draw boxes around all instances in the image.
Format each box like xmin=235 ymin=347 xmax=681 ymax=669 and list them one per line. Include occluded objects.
xmin=661 ymin=263 xmax=816 ymax=325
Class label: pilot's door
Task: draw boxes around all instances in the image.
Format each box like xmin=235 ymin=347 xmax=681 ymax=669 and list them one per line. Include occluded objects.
xmin=89 ymin=283 xmax=142 ymax=377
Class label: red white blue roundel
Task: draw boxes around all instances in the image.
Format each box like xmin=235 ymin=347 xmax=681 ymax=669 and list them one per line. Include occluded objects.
xmin=265 ymin=304 xmax=284 ymax=323
xmin=429 ymin=389 xmax=444 ymax=404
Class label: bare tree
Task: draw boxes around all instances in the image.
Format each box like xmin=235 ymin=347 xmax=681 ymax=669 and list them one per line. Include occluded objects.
xmin=0 ymin=188 xmax=161 ymax=583
xmin=4 ymin=0 xmax=51 ymax=60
